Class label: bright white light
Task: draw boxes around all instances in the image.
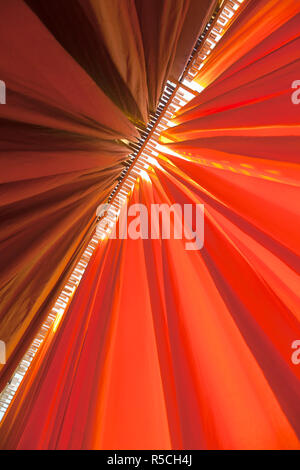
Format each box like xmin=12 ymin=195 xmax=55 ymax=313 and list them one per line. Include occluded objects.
xmin=182 ymin=79 xmax=204 ymax=93
xmin=156 ymin=143 xmax=190 ymax=161
xmin=145 ymin=155 xmax=159 ymax=167
xmin=139 ymin=170 xmax=151 ymax=182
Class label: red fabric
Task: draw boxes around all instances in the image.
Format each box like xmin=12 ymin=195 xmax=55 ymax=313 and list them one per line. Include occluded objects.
xmin=193 ymin=0 xmax=300 ymax=93
xmin=0 ymin=0 xmax=137 ymax=386
xmin=24 ymin=0 xmax=214 ymax=120
xmin=0 ymin=167 xmax=299 ymax=449
xmin=0 ymin=0 xmax=300 ymax=450
xmin=0 ymin=0 xmax=213 ymax=385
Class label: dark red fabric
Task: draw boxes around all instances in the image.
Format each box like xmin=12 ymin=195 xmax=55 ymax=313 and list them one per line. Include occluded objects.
xmin=0 ymin=0 xmax=137 ymax=385
xmin=0 ymin=0 xmax=214 ymax=386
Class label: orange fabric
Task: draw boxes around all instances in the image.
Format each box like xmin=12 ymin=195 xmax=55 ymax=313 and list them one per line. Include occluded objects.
xmin=0 ymin=0 xmax=212 ymax=386
xmin=169 ymin=0 xmax=218 ymax=80
xmin=0 ymin=168 xmax=299 ymax=449
xmin=194 ymin=0 xmax=300 ymax=91
xmin=1 ymin=0 xmax=300 ymax=451
xmin=134 ymin=0 xmax=217 ymax=110
xmin=24 ymin=0 xmax=214 ymax=120
xmin=0 ymin=0 xmax=137 ymax=386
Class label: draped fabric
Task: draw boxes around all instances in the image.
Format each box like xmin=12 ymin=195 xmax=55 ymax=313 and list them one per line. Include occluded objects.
xmin=168 ymin=0 xmax=219 ymax=81
xmin=24 ymin=0 xmax=218 ymax=122
xmin=0 ymin=0 xmax=137 ymax=388
xmin=161 ymin=0 xmax=300 ymax=264
xmin=174 ymin=0 xmax=300 ymax=116
xmin=1 ymin=161 xmax=300 ymax=449
xmin=0 ymin=0 xmax=211 ymax=389
xmin=133 ymin=0 xmax=217 ymax=110
xmin=1 ymin=0 xmax=300 ymax=451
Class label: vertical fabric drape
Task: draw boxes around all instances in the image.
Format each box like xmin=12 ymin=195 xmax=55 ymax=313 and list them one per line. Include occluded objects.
xmin=0 ymin=0 xmax=138 ymax=386
xmin=0 ymin=162 xmax=299 ymax=449
xmin=1 ymin=0 xmax=299 ymax=450
xmin=25 ymin=0 xmax=217 ymax=121
xmin=0 ymin=0 xmax=215 ymax=389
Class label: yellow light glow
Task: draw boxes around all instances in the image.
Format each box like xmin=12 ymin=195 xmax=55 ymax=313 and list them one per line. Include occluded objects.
xmin=52 ymin=311 xmax=63 ymax=333
xmin=156 ymin=143 xmax=191 ymax=162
